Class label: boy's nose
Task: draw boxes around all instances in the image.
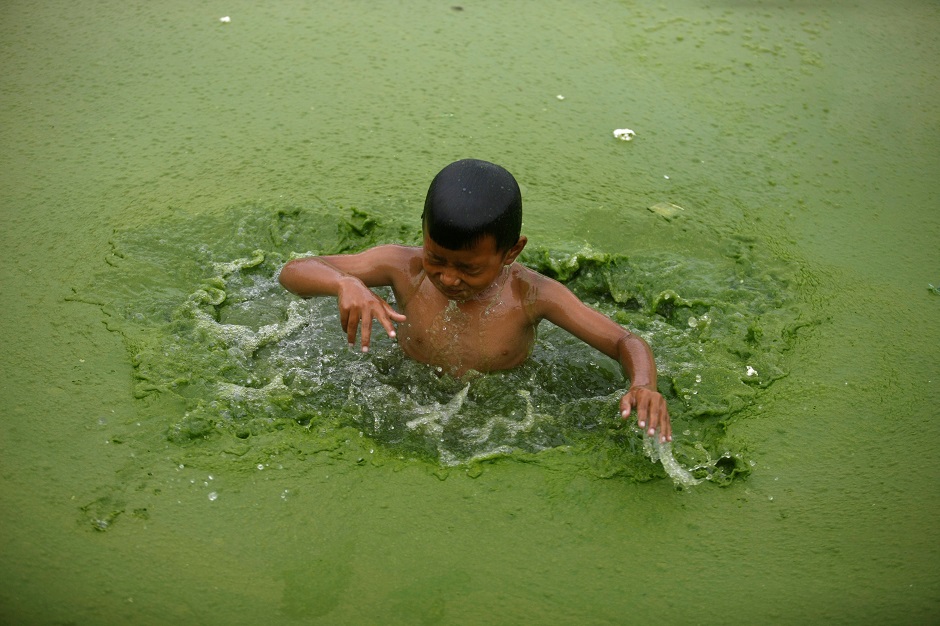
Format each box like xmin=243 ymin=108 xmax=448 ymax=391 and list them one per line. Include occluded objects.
xmin=439 ymin=271 xmax=461 ymax=287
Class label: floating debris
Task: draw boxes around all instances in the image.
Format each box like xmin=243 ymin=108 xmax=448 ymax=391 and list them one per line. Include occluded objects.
xmin=648 ymin=202 xmax=685 ymax=220
xmin=613 ymin=128 xmax=636 ymax=141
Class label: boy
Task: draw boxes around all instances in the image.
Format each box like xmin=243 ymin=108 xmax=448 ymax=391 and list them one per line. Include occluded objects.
xmin=279 ymin=159 xmax=672 ymax=443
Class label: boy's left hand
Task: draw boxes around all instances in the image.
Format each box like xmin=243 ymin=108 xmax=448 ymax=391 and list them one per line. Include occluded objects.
xmin=621 ymin=385 xmax=672 ymax=443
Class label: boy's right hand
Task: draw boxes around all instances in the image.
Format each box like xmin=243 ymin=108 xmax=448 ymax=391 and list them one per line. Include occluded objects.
xmin=621 ymin=385 xmax=672 ymax=444
xmin=337 ymin=277 xmax=406 ymax=352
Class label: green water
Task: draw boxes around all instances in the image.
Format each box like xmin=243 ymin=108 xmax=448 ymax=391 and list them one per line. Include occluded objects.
xmin=74 ymin=203 xmax=799 ymax=486
xmin=2 ymin=1 xmax=938 ymax=623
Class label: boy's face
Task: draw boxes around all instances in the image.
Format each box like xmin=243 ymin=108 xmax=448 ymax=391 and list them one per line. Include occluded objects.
xmin=422 ymin=231 xmax=525 ymax=302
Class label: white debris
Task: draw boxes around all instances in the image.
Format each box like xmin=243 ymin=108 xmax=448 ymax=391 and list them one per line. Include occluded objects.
xmin=746 ymin=365 xmax=758 ymax=377
xmin=648 ymin=202 xmax=685 ymax=219
xmin=219 ymin=16 xmax=231 ymax=23
xmin=613 ymin=128 xmax=636 ymax=141
xmin=556 ymin=94 xmax=565 ymax=100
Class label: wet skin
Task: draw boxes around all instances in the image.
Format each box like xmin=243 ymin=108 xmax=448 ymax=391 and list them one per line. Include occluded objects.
xmin=278 ymin=233 xmax=672 ymax=442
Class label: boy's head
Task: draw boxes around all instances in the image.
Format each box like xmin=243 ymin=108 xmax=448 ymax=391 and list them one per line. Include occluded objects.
xmin=422 ymin=159 xmax=522 ymax=252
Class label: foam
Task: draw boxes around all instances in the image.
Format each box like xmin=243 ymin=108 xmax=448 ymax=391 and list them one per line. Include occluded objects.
xmin=85 ymin=205 xmax=802 ymax=485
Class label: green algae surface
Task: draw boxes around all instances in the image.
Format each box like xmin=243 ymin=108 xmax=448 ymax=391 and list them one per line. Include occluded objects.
xmin=72 ymin=203 xmax=803 ymax=488
xmin=2 ymin=1 xmax=939 ymax=624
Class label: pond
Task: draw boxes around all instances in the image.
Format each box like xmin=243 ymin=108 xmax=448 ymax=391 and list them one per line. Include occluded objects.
xmin=1 ymin=1 xmax=937 ymax=623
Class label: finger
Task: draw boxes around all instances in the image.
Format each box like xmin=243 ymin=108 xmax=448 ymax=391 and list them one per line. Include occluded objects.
xmin=629 ymin=391 xmax=650 ymax=431
xmin=619 ymin=392 xmax=634 ymax=421
xmin=378 ymin=303 xmax=405 ymax=339
xmin=385 ymin=304 xmax=407 ymax=323
xmin=645 ymin=397 xmax=659 ymax=438
xmin=345 ymin=310 xmax=360 ymax=347
xmin=636 ymin=396 xmax=651 ymax=433
xmin=660 ymin=405 xmax=673 ymax=443
xmin=360 ymin=310 xmax=373 ymax=352
xmin=647 ymin=397 xmax=672 ymax=443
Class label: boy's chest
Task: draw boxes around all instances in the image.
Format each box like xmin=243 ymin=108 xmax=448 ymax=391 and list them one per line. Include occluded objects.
xmin=394 ymin=279 xmax=534 ymax=373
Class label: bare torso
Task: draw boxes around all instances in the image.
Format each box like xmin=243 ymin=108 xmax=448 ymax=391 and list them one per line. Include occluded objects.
xmin=390 ymin=251 xmax=538 ymax=376
xmin=278 ymin=239 xmax=672 ymax=442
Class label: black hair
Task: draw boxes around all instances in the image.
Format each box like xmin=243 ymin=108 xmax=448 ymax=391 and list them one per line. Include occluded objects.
xmin=422 ymin=159 xmax=522 ymax=252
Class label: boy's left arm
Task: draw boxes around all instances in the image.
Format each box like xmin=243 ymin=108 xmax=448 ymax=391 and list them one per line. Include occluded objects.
xmin=532 ymin=274 xmax=672 ymax=443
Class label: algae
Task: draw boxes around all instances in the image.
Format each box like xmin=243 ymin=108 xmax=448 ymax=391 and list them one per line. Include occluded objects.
xmin=74 ymin=203 xmax=806 ymax=486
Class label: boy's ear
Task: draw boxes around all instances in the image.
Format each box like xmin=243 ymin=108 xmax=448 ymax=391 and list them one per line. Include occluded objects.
xmin=503 ymin=236 xmax=527 ymax=264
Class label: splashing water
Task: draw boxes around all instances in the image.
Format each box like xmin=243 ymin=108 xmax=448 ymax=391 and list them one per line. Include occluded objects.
xmin=74 ymin=204 xmax=806 ymax=485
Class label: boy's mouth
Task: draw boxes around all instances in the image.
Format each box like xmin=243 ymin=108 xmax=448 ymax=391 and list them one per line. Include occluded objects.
xmin=440 ymin=286 xmax=467 ymax=300
xmin=434 ymin=281 xmax=470 ymax=300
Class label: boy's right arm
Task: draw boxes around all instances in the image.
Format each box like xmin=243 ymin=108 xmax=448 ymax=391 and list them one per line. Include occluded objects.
xmin=278 ymin=245 xmax=411 ymax=352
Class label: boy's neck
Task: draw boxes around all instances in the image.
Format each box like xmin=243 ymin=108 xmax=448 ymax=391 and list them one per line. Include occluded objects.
xmin=456 ymin=265 xmax=510 ymax=305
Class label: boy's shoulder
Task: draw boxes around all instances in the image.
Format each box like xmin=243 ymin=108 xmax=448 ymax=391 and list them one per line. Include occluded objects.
xmin=364 ymin=243 xmax=424 ymax=280
xmin=508 ymin=262 xmax=583 ymax=320
xmin=508 ymin=263 xmax=552 ymax=312
xmin=364 ymin=243 xmax=421 ymax=264
xmin=369 ymin=243 xmax=421 ymax=256
xmin=510 ymin=262 xmax=560 ymax=291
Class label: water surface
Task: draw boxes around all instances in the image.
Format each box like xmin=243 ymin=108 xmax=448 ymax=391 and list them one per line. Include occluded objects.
xmin=1 ymin=1 xmax=938 ymax=623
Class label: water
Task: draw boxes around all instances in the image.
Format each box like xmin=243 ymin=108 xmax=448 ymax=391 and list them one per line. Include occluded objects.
xmin=73 ymin=204 xmax=799 ymax=486
xmin=2 ymin=1 xmax=938 ymax=623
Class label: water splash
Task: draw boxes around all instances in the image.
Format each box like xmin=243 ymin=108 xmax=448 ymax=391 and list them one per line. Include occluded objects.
xmin=76 ymin=204 xmax=805 ymax=485
xmin=405 ymin=384 xmax=470 ymax=439
xmin=643 ymin=437 xmax=703 ymax=487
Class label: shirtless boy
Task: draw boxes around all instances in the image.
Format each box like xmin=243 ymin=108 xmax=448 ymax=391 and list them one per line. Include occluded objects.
xmin=279 ymin=159 xmax=672 ymax=443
